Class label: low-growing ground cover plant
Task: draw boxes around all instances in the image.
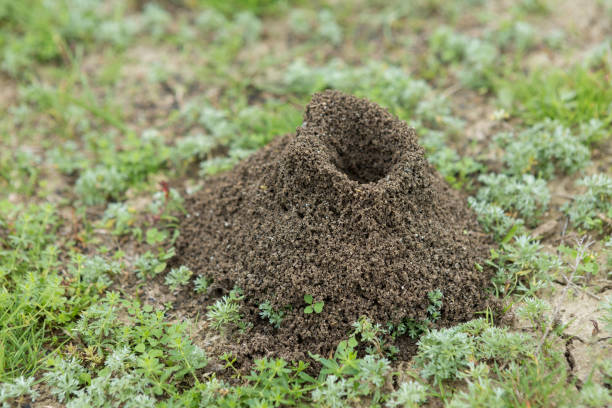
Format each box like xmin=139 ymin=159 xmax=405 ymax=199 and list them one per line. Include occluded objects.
xmin=303 ymin=294 xmax=324 ymax=314
xmin=1 ymin=0 xmax=611 ymax=406
xmin=493 ymin=120 xmax=590 ymax=179
xmin=563 ymin=174 xmax=612 ymax=231
xmin=475 ymin=173 xmax=550 ymax=226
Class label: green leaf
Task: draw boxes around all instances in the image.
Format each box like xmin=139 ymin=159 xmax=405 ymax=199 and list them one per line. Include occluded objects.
xmin=313 ymin=301 xmax=324 ymax=313
xmin=304 ymin=305 xmax=313 ymax=314
xmin=154 ymin=262 xmax=167 ymax=274
xmin=135 ymin=343 xmax=146 ymax=353
xmin=558 ymin=245 xmax=575 ymax=258
xmin=304 ymin=294 xmax=313 ymax=304
xmin=501 ymin=223 xmax=519 ymax=244
xmin=146 ymin=228 xmax=167 ymax=245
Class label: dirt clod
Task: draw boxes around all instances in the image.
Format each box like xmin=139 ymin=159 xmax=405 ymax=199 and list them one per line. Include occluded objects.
xmin=176 ymin=90 xmax=493 ymax=361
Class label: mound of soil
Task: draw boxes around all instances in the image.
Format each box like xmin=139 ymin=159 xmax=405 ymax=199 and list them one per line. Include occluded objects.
xmin=176 ymin=90 xmax=493 ymax=361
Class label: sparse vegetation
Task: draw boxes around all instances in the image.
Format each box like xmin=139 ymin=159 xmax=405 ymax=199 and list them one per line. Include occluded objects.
xmin=493 ymin=120 xmax=590 ymax=179
xmin=476 ymin=173 xmax=551 ymax=226
xmin=258 ymin=301 xmax=285 ymax=328
xmin=389 ymin=289 xmax=444 ymax=339
xmin=563 ymin=174 xmax=612 ymax=231
xmin=164 ymin=266 xmax=193 ymax=292
xmin=0 ymin=0 xmax=609 ymax=405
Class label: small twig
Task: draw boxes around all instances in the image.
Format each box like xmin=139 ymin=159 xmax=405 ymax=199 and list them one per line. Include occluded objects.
xmin=597 ymin=213 xmax=612 ymax=230
xmin=553 ymin=193 xmax=576 ymax=200
xmin=552 ymin=277 xmax=602 ymax=301
xmin=559 ymin=217 xmax=569 ymax=247
xmin=537 ymin=236 xmax=593 ymax=354
xmin=559 ymin=333 xmax=586 ymax=344
xmin=440 ymin=83 xmax=462 ymax=98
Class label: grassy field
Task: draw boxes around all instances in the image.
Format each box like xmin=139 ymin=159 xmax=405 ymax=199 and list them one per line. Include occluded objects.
xmin=1 ymin=0 xmax=611 ymax=406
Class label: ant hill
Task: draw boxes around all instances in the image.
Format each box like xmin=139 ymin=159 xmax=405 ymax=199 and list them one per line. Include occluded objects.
xmin=176 ymin=90 xmax=493 ymax=362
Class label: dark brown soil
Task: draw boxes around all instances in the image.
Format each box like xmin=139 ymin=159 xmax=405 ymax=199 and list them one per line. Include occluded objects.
xmin=175 ymin=90 xmax=493 ymax=362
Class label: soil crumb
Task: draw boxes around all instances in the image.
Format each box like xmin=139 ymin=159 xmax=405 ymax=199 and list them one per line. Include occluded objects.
xmin=176 ymin=90 xmax=493 ymax=362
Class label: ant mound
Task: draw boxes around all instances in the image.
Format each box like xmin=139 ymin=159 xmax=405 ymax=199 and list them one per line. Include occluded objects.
xmin=176 ymin=90 xmax=493 ymax=361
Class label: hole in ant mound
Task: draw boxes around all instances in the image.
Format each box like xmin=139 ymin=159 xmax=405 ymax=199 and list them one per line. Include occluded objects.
xmin=327 ymin=127 xmax=400 ymax=184
xmin=211 ymin=287 xmax=224 ymax=298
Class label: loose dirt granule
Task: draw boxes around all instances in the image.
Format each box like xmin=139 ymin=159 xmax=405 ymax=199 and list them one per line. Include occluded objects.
xmin=176 ymin=90 xmax=493 ymax=362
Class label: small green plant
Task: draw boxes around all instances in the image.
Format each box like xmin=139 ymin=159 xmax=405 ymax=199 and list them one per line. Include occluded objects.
xmin=316 ymin=9 xmax=342 ymax=45
xmin=384 ymin=381 xmax=428 ymax=408
xmin=428 ymin=26 xmax=468 ymax=65
xmin=206 ymin=288 xmax=245 ymax=334
xmin=468 ymin=197 xmax=524 ymax=242
xmin=563 ymin=174 xmax=612 ymax=231
xmin=101 ymin=203 xmax=135 ymax=236
xmin=447 ymin=379 xmax=505 ymax=407
xmin=47 ymin=141 xmax=88 ymax=175
xmin=75 ymin=166 xmax=126 ymax=205
xmin=422 ymin=132 xmax=483 ymax=189
xmin=516 ymin=297 xmax=552 ymax=332
xmin=494 ymin=120 xmax=590 ymax=179
xmin=133 ymin=251 xmax=167 ymax=280
xmin=476 ymin=173 xmax=550 ymax=226
xmin=415 ymin=319 xmax=534 ymax=385
xmin=65 ymin=296 xmax=208 ymax=405
xmin=258 ymin=301 xmax=285 ymax=328
xmin=311 ymin=347 xmax=392 ymax=406
xmin=579 ymin=382 xmax=612 ymax=408
xmin=515 ymin=0 xmax=550 ymax=14
xmin=491 ymin=21 xmax=536 ymax=53
xmin=0 ymin=376 xmax=39 ymax=406
xmin=415 ymin=327 xmax=473 ymax=385
xmin=165 ymin=266 xmax=193 ymax=292
xmin=43 ymin=357 xmax=87 ymax=402
xmin=145 ymin=228 xmax=167 ymax=246
xmin=70 ymin=254 xmax=121 ymax=291
xmin=489 ymin=235 xmax=562 ymax=296
xmin=349 ymin=316 xmax=395 ymax=357
xmin=74 ymin=129 xmax=173 ymax=206
xmin=288 ymin=8 xmax=312 ymax=36
xmin=194 ymin=275 xmax=210 ymax=294
xmin=426 ymin=289 xmax=443 ymax=322
xmin=427 ymin=26 xmax=499 ymax=91
xmin=389 ymin=290 xmax=443 ymax=339
xmin=559 ymin=244 xmax=600 ymax=279
xmin=458 ymin=38 xmax=498 ymax=91
xmin=149 ymin=186 xmax=185 ymax=222
xmin=171 ymin=133 xmax=215 ymax=166
xmin=303 ymin=294 xmax=324 ymax=314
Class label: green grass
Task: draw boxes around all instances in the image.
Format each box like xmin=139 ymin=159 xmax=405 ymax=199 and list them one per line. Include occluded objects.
xmin=198 ymin=0 xmax=300 ymax=16
xmin=498 ymin=66 xmax=612 ymax=135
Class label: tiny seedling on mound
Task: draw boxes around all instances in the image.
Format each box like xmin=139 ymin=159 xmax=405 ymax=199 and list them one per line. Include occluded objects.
xmin=259 ymin=301 xmax=285 ymax=328
xmin=303 ymin=295 xmax=324 ymax=314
